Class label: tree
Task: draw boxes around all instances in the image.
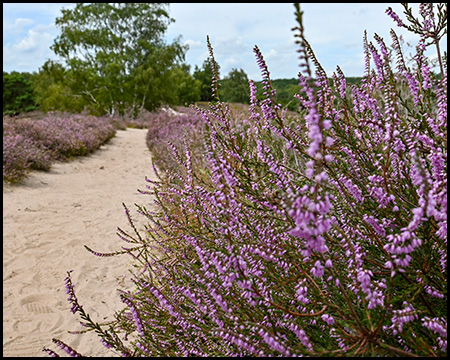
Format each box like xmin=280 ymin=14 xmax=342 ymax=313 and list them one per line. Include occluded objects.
xmin=33 ymin=60 xmax=86 ymax=114
xmin=220 ymin=68 xmax=250 ymax=104
xmin=3 ymin=71 xmax=37 ymax=115
xmin=129 ymin=38 xmax=188 ymax=115
xmin=193 ymin=58 xmax=220 ymax=102
xmin=51 ymin=3 xmax=187 ymax=116
xmin=255 ymin=78 xmax=303 ymax=111
xmin=170 ymin=64 xmax=201 ymax=106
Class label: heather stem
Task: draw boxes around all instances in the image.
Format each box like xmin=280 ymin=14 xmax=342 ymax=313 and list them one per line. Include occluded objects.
xmin=435 ymin=40 xmax=444 ymax=80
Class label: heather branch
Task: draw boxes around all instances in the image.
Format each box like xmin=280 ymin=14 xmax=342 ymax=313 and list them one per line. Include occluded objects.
xmin=292 ymin=3 xmax=312 ymax=78
xmin=375 ymin=339 xmax=420 ymax=357
xmin=206 ymin=35 xmax=222 ymax=103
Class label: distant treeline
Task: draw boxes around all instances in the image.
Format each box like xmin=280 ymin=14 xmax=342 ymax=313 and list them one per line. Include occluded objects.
xmin=3 ymin=67 xmax=364 ymax=116
xmin=262 ymin=77 xmax=364 ymax=111
xmin=220 ymin=75 xmax=364 ymax=111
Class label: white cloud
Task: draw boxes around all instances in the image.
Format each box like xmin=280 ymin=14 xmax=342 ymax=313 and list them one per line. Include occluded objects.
xmin=265 ymin=49 xmax=279 ymax=59
xmin=222 ymin=56 xmax=241 ymax=70
xmin=183 ymin=39 xmax=203 ymax=49
xmin=3 ymin=3 xmax=75 ymax=72
xmin=214 ymin=37 xmax=249 ymax=57
xmin=3 ymin=17 xmax=34 ymax=41
xmin=14 ymin=17 xmax=35 ymax=28
xmin=4 ymin=25 xmax=57 ymax=72
xmin=15 ymin=29 xmax=40 ymax=52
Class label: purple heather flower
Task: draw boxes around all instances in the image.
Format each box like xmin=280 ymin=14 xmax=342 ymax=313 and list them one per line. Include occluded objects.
xmin=42 ymin=347 xmax=60 ymax=357
xmin=121 ymin=296 xmax=145 ymax=336
xmin=386 ymin=7 xmax=404 ymax=27
xmin=295 ymin=280 xmax=310 ymax=304
xmin=100 ymin=338 xmax=113 ymax=349
xmin=384 ymin=302 xmax=418 ymax=335
xmin=306 ymin=110 xmax=323 ymax=158
xmin=421 ymin=317 xmax=447 ymax=338
xmin=52 ymin=338 xmax=84 ymax=357
xmin=419 ymin=3 xmax=435 ymax=32
xmin=333 ymin=66 xmax=347 ymax=99
xmin=258 ymin=328 xmax=289 ymax=355
xmin=283 ymin=322 xmax=313 ymax=351
xmin=136 ymin=341 xmax=151 ymax=355
xmin=321 ymin=313 xmax=335 ymax=326
xmin=374 ymin=34 xmax=390 ymax=64
xmin=368 ymin=42 xmax=385 ymax=80
xmin=311 ymin=260 xmax=325 ymax=278
xmin=330 ymin=328 xmax=349 ymax=351
xmin=357 ymin=269 xmax=373 ymax=294
xmin=210 ymin=288 xmax=232 ymax=313
xmin=64 ymin=271 xmax=84 ymax=315
xmin=214 ymin=330 xmax=258 ymax=355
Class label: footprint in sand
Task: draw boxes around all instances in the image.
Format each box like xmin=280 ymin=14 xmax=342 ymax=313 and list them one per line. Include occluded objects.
xmin=3 ymin=336 xmax=49 ymax=358
xmin=20 ymin=294 xmax=55 ymax=314
xmin=14 ymin=294 xmax=66 ymax=334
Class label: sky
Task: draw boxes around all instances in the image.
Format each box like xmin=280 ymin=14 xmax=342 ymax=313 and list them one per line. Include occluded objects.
xmin=3 ymin=3 xmax=446 ymax=80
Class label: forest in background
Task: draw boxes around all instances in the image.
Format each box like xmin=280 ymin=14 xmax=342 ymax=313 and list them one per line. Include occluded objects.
xmin=3 ymin=68 xmax=364 ymax=117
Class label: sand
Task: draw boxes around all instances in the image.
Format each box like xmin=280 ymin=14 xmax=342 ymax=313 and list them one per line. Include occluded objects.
xmin=3 ymin=128 xmax=157 ymax=357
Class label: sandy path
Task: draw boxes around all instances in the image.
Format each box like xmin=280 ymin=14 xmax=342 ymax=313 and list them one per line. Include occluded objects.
xmin=3 ymin=128 xmax=157 ymax=357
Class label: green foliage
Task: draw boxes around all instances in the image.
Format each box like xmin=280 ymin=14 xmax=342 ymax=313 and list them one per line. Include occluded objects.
xmin=252 ymin=77 xmax=362 ymax=111
xmin=129 ymin=40 xmax=192 ymax=114
xmin=215 ymin=76 xmax=363 ymax=110
xmin=33 ymin=60 xmax=86 ymax=114
xmin=219 ymin=68 xmax=250 ymax=104
xmin=256 ymin=78 xmax=302 ymax=111
xmin=169 ymin=64 xmax=202 ymax=106
xmin=51 ymin=3 xmax=187 ymax=116
xmin=193 ymin=58 xmax=220 ymax=102
xmin=3 ymin=71 xmax=38 ymax=115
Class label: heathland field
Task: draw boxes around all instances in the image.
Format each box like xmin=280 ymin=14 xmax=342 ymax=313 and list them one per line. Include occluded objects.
xmin=3 ymin=3 xmax=447 ymax=357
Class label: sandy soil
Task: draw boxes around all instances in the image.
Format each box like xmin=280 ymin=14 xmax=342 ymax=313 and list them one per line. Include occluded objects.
xmin=3 ymin=128 xmax=157 ymax=357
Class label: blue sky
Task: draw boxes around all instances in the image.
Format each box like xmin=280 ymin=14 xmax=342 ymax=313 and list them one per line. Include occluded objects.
xmin=3 ymin=3 xmax=445 ymax=80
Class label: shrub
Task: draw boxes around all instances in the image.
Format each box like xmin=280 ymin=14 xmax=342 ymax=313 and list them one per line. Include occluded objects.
xmin=3 ymin=71 xmax=38 ymax=116
xmin=45 ymin=3 xmax=446 ymax=357
xmin=2 ymin=129 xmax=51 ymax=182
xmin=3 ymin=113 xmax=124 ymax=183
xmin=145 ymin=106 xmax=206 ymax=174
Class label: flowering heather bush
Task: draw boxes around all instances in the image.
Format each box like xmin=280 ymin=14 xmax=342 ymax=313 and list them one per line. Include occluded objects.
xmin=145 ymin=106 xmax=206 ymax=174
xmin=3 ymin=129 xmax=53 ymax=183
xmin=45 ymin=3 xmax=446 ymax=357
xmin=3 ymin=113 xmax=125 ymax=183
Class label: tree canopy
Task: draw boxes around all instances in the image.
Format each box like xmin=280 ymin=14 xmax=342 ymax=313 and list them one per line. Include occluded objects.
xmin=193 ymin=58 xmax=220 ymax=102
xmin=51 ymin=3 xmax=188 ymax=116
xmin=220 ymin=68 xmax=250 ymax=104
xmin=3 ymin=71 xmax=37 ymax=116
